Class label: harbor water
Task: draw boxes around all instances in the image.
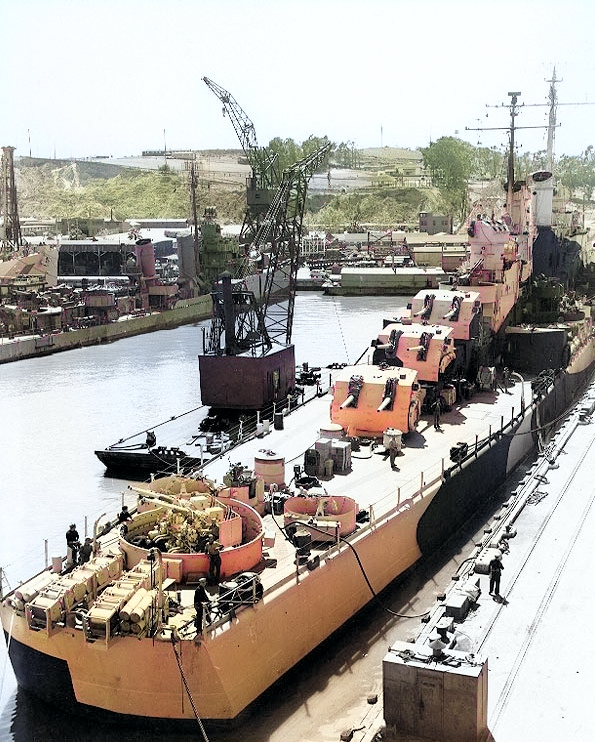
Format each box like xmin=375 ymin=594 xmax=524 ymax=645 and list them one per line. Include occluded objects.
xmin=0 ymin=293 xmax=409 ymax=742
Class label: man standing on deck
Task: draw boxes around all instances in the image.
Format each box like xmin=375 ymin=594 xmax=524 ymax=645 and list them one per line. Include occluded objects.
xmin=79 ymin=537 xmax=93 ymax=564
xmin=118 ymin=505 xmax=132 ymax=524
xmin=207 ymin=536 xmax=222 ymax=584
xmin=194 ymin=578 xmax=210 ymax=636
xmin=66 ymin=523 xmax=80 ymax=566
xmin=489 ymin=552 xmax=504 ymax=596
xmin=387 ymin=438 xmax=399 ymax=470
xmin=433 ymin=397 xmax=442 ymax=431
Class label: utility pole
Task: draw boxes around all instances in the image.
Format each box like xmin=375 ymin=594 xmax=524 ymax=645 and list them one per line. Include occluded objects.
xmin=0 ymin=146 xmax=23 ymax=256
xmin=189 ymin=160 xmax=200 ymax=279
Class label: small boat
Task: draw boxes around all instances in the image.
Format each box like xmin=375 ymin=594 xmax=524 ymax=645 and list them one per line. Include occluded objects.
xmin=94 ymin=444 xmax=204 ymax=479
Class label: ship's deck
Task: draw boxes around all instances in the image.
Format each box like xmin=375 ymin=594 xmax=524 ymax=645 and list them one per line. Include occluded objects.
xmin=194 ymin=373 xmax=530 ymax=605
xmin=204 ymin=375 xmax=529 ymax=515
xmin=96 ymin=372 xmax=532 ymax=633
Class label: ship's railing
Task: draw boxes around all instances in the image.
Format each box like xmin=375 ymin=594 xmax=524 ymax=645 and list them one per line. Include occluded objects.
xmin=188 ymin=375 xmax=335 ymax=475
xmin=256 ymin=376 xmax=567 ymax=599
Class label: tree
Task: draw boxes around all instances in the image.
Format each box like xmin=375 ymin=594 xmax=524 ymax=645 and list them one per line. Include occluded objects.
xmin=267 ymin=136 xmax=332 ymax=174
xmin=420 ymin=137 xmax=475 ymax=220
xmin=267 ymin=137 xmax=302 ymax=173
xmin=473 ymin=147 xmax=504 ymax=181
xmin=557 ymin=147 xmax=595 ymax=204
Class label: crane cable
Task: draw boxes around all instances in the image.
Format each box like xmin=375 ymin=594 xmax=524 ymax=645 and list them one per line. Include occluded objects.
xmin=271 ymin=510 xmax=430 ymax=621
xmin=170 ymin=638 xmax=210 ymax=742
xmin=331 ymin=296 xmax=351 ymax=363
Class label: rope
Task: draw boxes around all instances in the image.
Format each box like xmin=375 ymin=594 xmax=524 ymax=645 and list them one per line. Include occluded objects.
xmin=170 ymin=638 xmax=210 ymax=742
xmin=110 ymin=404 xmax=207 ymax=447
xmin=331 ymin=296 xmax=351 ymax=363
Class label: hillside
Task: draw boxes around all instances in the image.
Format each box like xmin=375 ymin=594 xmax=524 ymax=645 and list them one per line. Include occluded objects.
xmin=13 ymin=149 xmax=437 ymax=230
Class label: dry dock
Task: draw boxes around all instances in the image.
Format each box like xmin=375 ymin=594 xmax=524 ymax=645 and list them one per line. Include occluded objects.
xmin=377 ymin=382 xmax=595 ymax=742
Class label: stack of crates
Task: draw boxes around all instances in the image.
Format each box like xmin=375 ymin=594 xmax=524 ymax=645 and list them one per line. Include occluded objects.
xmin=331 ymin=440 xmax=352 ymax=473
xmin=314 ymin=438 xmax=332 ymax=476
xmin=84 ymin=558 xmax=163 ymax=643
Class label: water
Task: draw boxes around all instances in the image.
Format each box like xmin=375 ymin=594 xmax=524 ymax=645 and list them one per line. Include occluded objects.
xmin=0 ymin=293 xmax=406 ymax=741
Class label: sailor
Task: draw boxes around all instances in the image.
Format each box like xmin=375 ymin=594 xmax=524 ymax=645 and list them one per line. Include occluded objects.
xmin=193 ymin=578 xmax=210 ymax=635
xmin=387 ymin=438 xmax=399 ymax=471
xmin=433 ymin=396 xmax=442 ymax=431
xmin=117 ymin=505 xmax=133 ymax=524
xmin=79 ymin=537 xmax=93 ymax=564
xmin=206 ymin=536 xmax=222 ymax=584
xmin=488 ymin=552 xmax=504 ymax=596
xmin=503 ymin=367 xmax=511 ymax=393
xmin=66 ymin=523 xmax=80 ymax=566
xmin=145 ymin=430 xmax=157 ymax=448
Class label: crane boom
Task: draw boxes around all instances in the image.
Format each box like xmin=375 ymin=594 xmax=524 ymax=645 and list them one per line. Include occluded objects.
xmin=253 ymin=142 xmax=332 ymax=348
xmin=202 ymin=77 xmax=280 ymax=244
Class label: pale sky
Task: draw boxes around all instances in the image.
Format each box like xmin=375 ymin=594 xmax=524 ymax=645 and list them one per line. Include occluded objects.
xmin=2 ymin=0 xmax=595 ymax=161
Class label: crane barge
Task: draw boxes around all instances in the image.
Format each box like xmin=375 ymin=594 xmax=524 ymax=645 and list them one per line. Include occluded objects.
xmin=198 ymin=144 xmax=331 ymax=410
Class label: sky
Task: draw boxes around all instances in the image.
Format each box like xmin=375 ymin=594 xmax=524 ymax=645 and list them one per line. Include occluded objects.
xmin=2 ymin=0 xmax=595 ymax=161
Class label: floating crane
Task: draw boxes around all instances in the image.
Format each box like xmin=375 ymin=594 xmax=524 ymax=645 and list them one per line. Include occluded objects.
xmin=202 ymin=77 xmax=280 ymax=246
xmin=198 ymin=143 xmax=331 ymax=410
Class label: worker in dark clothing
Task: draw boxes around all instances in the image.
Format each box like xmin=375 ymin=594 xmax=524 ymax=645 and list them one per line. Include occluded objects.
xmin=117 ymin=505 xmax=133 ymax=524
xmin=489 ymin=553 xmax=504 ymax=596
xmin=433 ymin=397 xmax=442 ymax=431
xmin=194 ymin=578 xmax=210 ymax=635
xmin=207 ymin=537 xmax=222 ymax=584
xmin=66 ymin=524 xmax=80 ymax=565
xmin=387 ymin=438 xmax=399 ymax=470
xmin=79 ymin=537 xmax=93 ymax=564
xmin=503 ymin=367 xmax=511 ymax=394
xmin=145 ymin=430 xmax=157 ymax=448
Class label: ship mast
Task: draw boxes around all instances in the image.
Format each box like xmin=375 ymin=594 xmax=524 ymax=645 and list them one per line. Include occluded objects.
xmin=467 ymin=91 xmax=548 ymax=216
xmin=545 ymin=71 xmax=558 ymax=171
xmin=506 ymin=92 xmax=521 ymax=211
xmin=521 ymin=69 xmax=595 ymax=172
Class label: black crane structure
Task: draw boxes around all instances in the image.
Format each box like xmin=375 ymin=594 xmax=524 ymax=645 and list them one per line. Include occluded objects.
xmin=0 ymin=146 xmax=23 ymax=256
xmin=203 ymin=142 xmax=331 ymax=360
xmin=252 ymin=142 xmax=332 ymax=350
xmin=202 ymin=76 xmax=281 ymax=246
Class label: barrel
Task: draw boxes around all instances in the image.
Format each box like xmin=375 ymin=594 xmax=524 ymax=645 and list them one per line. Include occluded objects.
xmin=383 ymin=428 xmax=402 ymax=452
xmin=254 ymin=451 xmax=285 ymax=486
xmin=319 ymin=423 xmax=343 ymax=439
